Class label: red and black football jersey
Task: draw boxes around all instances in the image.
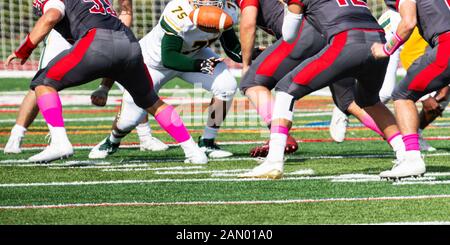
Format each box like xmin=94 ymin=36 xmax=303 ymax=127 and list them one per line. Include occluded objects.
xmin=32 ymin=0 xmax=125 ymax=41
xmin=290 ymin=0 xmax=382 ymax=42
xmin=235 ymin=0 xmax=285 ymax=38
xmin=384 ymin=0 xmax=450 ymax=46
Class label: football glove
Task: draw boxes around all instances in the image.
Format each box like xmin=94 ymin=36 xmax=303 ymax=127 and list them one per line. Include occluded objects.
xmin=200 ymin=57 xmax=223 ymax=75
xmin=91 ymin=85 xmax=110 ymax=107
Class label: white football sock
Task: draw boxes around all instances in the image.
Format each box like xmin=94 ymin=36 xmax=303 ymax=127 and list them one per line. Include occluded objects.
xmin=48 ymin=126 xmax=70 ymax=144
xmin=11 ymin=124 xmax=27 ymax=138
xmin=202 ymin=126 xmax=218 ymax=140
xmin=179 ymin=137 xmax=198 ymax=156
xmin=389 ymin=134 xmax=405 ymax=158
xmin=136 ymin=122 xmax=152 ymax=141
xmin=266 ymin=133 xmax=287 ymax=162
xmin=109 ymin=129 xmax=126 ymax=144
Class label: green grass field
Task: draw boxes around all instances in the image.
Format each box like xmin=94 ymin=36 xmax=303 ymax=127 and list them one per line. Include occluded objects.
xmin=1 ymin=78 xmax=450 ymax=225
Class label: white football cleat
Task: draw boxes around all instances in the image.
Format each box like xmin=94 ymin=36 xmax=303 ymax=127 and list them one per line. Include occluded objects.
xmin=28 ymin=138 xmax=73 ymax=163
xmin=4 ymin=135 xmax=23 ymax=154
xmin=238 ymin=159 xmax=284 ymax=179
xmin=329 ymin=107 xmax=348 ymax=143
xmin=139 ymin=136 xmax=169 ymax=152
xmin=418 ymin=130 xmax=436 ymax=152
xmin=198 ymin=137 xmax=233 ymax=158
xmin=184 ymin=147 xmax=208 ymax=164
xmin=380 ymin=151 xmax=426 ymax=179
xmin=88 ymin=137 xmax=120 ymax=159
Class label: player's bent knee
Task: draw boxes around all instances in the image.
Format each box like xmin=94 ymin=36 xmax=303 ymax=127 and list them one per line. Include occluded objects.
xmin=116 ymin=110 xmax=147 ymax=132
xmin=213 ymin=90 xmax=236 ymax=102
xmin=391 ymin=88 xmax=422 ymax=102
xmin=355 ymin=96 xmax=381 ymax=109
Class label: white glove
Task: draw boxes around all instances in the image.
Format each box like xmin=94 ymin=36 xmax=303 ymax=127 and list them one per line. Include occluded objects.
xmin=282 ymin=4 xmax=303 ymax=44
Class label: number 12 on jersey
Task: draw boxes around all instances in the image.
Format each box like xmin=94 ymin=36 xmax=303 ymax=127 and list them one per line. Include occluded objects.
xmin=336 ymin=0 xmax=368 ymax=8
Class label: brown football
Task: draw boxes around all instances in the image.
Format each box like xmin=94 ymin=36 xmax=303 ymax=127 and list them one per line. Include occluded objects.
xmin=189 ymin=6 xmax=233 ymax=33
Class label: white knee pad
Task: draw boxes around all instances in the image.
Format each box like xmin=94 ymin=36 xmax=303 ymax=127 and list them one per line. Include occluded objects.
xmin=116 ymin=90 xmax=148 ymax=132
xmin=210 ymin=63 xmax=237 ymax=102
xmin=272 ymin=92 xmax=294 ymax=121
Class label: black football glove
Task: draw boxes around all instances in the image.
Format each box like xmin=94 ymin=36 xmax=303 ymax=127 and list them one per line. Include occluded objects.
xmin=199 ymin=57 xmax=223 ymax=75
xmin=251 ymin=46 xmax=265 ymax=60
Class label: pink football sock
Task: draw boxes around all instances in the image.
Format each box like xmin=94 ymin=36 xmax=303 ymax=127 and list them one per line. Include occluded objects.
xmin=271 ymin=125 xmax=289 ymax=135
xmin=403 ymin=134 xmax=420 ymax=151
xmin=155 ymin=105 xmax=190 ymax=143
xmin=361 ymin=113 xmax=384 ymax=137
xmin=256 ymin=100 xmax=274 ymax=125
xmin=36 ymin=92 xmax=64 ymax=127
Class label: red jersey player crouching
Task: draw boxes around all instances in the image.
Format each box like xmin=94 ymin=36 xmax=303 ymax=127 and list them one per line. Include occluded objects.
xmin=6 ymin=0 xmax=207 ymax=164
xmin=371 ymin=0 xmax=450 ymax=179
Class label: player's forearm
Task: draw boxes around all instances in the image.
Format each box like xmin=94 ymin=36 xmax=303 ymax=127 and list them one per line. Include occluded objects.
xmin=383 ymin=0 xmax=416 ymax=55
xmin=29 ymin=9 xmax=63 ymax=45
xmin=220 ymin=29 xmax=242 ymax=63
xmin=396 ymin=0 xmax=417 ymax=41
xmin=161 ymin=34 xmax=202 ymax=72
xmin=100 ymin=78 xmax=115 ymax=90
xmin=118 ymin=0 xmax=133 ymax=27
xmin=239 ymin=8 xmax=257 ymax=68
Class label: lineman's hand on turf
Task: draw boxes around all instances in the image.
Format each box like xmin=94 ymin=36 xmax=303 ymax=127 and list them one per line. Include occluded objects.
xmin=91 ymin=85 xmax=110 ymax=107
xmin=371 ymin=42 xmax=389 ymax=59
xmin=200 ymin=57 xmax=224 ymax=75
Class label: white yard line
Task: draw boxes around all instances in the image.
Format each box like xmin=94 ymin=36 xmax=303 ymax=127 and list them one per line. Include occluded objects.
xmin=101 ymin=166 xmax=205 ymax=172
xmin=393 ymin=180 xmax=450 ymax=185
xmin=2 ymin=152 xmax=450 ymax=167
xmin=2 ymin=170 xmax=450 ymax=188
xmin=366 ymin=221 xmax=450 ymax=225
xmin=154 ymin=169 xmax=249 ymax=175
xmin=1 ymin=194 xmax=450 ymax=210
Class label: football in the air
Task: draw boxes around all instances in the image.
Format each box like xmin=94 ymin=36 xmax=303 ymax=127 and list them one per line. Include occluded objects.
xmin=189 ymin=6 xmax=233 ymax=33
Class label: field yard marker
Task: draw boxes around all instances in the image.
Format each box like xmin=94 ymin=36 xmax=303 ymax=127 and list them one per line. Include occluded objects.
xmin=1 ymin=194 xmax=450 ymax=210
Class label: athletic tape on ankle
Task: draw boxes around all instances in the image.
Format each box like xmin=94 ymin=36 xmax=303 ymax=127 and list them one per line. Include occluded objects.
xmin=272 ymin=92 xmax=294 ymax=121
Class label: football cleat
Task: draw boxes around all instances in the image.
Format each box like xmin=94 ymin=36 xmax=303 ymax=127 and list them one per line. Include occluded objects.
xmin=418 ymin=130 xmax=436 ymax=152
xmin=184 ymin=145 xmax=208 ymax=164
xmin=4 ymin=135 xmax=23 ymax=154
xmin=28 ymin=137 xmax=73 ymax=163
xmin=239 ymin=159 xmax=284 ymax=179
xmin=139 ymin=136 xmax=169 ymax=152
xmin=329 ymin=106 xmax=348 ymax=143
xmin=249 ymin=134 xmax=298 ymax=158
xmin=198 ymin=137 xmax=233 ymax=158
xmin=380 ymin=151 xmax=426 ymax=179
xmin=88 ymin=137 xmax=120 ymax=159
